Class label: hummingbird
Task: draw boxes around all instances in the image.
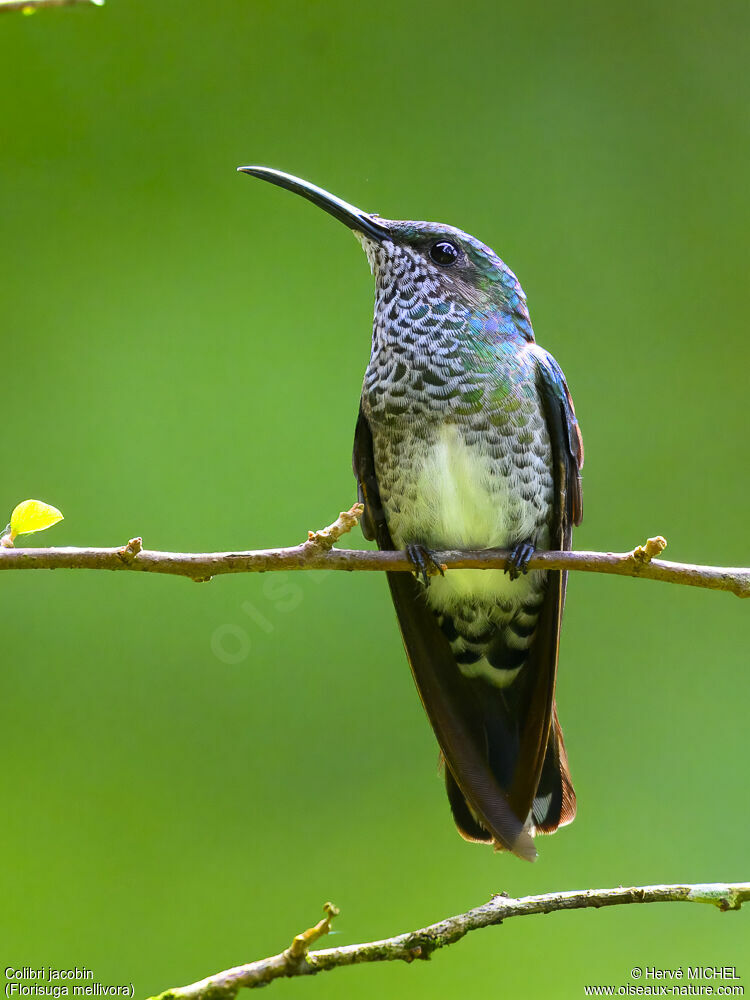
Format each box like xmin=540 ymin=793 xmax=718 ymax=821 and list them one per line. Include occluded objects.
xmin=238 ymin=167 xmax=583 ymax=861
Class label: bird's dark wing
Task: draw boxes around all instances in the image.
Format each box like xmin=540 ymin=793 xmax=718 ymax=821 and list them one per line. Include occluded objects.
xmin=352 ymin=402 xmax=537 ymax=860
xmin=513 ymin=347 xmax=583 ymax=833
xmin=352 ymin=403 xmax=387 ymax=546
xmin=533 ymin=347 xmax=584 ymax=540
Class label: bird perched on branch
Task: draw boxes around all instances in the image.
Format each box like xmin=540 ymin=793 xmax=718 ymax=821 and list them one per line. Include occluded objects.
xmin=239 ymin=166 xmax=583 ymax=861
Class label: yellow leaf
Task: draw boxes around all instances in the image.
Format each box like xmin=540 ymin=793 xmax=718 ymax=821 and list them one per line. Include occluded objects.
xmin=9 ymin=499 xmax=64 ymax=539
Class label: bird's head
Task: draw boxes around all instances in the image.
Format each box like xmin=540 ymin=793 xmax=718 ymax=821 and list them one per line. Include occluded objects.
xmin=238 ymin=166 xmax=534 ymax=343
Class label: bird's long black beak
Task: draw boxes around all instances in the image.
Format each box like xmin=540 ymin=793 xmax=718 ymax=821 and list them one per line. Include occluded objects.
xmin=237 ymin=166 xmax=388 ymax=242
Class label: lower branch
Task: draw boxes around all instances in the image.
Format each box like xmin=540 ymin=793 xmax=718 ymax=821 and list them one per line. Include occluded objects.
xmin=1 ymin=504 xmax=749 ymax=597
xmin=148 ymin=882 xmax=750 ymax=998
xmin=0 ymin=0 xmax=103 ymax=11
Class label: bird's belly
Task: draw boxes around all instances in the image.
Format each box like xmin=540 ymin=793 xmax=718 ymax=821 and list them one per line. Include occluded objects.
xmin=383 ymin=423 xmax=546 ymax=548
xmin=378 ymin=422 xmax=552 ymax=609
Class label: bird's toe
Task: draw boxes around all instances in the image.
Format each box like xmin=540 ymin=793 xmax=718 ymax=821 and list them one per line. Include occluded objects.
xmin=406 ymin=543 xmax=445 ymax=587
xmin=507 ymin=540 xmax=536 ymax=580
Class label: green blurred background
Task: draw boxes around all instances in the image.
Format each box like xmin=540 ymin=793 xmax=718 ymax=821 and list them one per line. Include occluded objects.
xmin=2 ymin=1 xmax=748 ymax=995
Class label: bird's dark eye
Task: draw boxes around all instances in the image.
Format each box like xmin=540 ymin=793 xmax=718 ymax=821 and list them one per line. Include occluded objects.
xmin=429 ymin=240 xmax=459 ymax=267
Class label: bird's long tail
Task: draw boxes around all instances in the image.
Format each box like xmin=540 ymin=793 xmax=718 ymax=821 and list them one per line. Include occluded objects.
xmin=445 ymin=701 xmax=576 ymax=841
xmin=387 ymin=567 xmax=576 ymax=860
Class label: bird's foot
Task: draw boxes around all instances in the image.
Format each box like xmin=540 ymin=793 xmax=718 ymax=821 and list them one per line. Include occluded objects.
xmin=406 ymin=543 xmax=445 ymax=587
xmin=506 ymin=540 xmax=536 ymax=581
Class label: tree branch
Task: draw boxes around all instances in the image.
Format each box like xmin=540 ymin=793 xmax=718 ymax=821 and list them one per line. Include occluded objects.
xmin=0 ymin=0 xmax=103 ymax=12
xmin=0 ymin=504 xmax=748 ymax=596
xmin=147 ymin=882 xmax=750 ymax=998
xmin=0 ymin=508 xmax=746 ymax=595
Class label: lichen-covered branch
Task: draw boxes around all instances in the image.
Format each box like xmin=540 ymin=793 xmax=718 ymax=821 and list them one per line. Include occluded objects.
xmin=0 ymin=0 xmax=103 ymax=12
xmin=0 ymin=504 xmax=748 ymax=596
xmin=148 ymin=882 xmax=750 ymax=998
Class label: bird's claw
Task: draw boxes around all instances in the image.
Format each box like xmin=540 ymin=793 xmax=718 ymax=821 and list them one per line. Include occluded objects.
xmin=406 ymin=543 xmax=444 ymax=587
xmin=506 ymin=540 xmax=536 ymax=581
